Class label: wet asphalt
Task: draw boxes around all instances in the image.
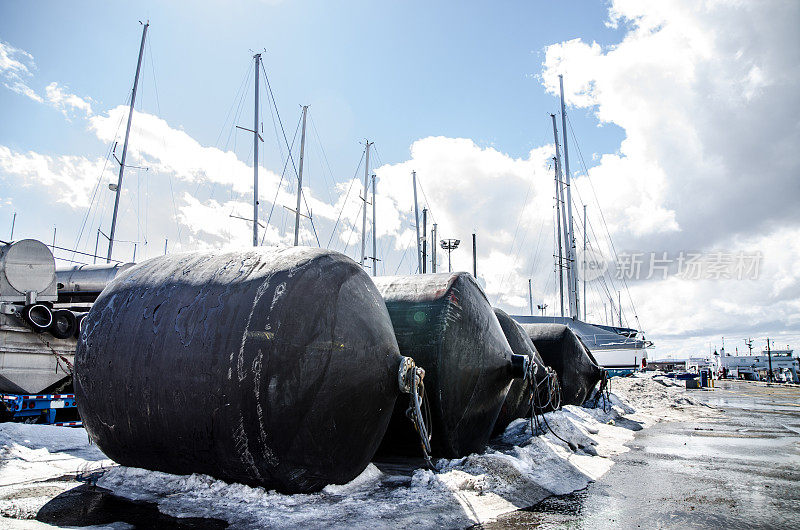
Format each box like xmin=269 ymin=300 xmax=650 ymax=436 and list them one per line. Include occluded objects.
xmin=484 ymin=380 xmax=800 ymax=529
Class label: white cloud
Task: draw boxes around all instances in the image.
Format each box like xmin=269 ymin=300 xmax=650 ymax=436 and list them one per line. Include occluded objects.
xmin=539 ymin=0 xmax=800 ymax=356
xmin=45 ymin=82 xmax=93 ymax=116
xmin=177 ymin=193 xmax=288 ymax=249
xmin=90 ymin=106 xmax=282 ymax=195
xmin=2 ymin=1 xmax=798 ymax=359
xmin=0 ymin=145 xmax=111 ymax=208
xmin=1 ymin=40 xmax=93 ymax=114
xmin=0 ymin=39 xmax=42 ymax=102
xmin=541 ymin=0 xmax=800 ymax=250
xmin=372 ymin=136 xmax=556 ymax=305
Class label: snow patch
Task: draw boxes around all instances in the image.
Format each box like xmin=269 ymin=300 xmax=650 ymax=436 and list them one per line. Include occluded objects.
xmin=0 ymin=374 xmax=710 ymax=527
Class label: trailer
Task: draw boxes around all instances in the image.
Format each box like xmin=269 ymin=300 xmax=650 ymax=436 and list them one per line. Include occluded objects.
xmin=1 ymin=393 xmax=81 ymax=426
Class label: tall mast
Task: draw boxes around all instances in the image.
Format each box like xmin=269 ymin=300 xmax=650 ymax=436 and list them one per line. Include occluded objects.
xmin=294 ymin=105 xmax=308 ymax=246
xmin=551 ymin=114 xmax=567 ymax=317
xmin=371 ymin=173 xmax=377 ymax=276
xmin=421 ymin=208 xmax=427 ymax=273
xmin=618 ymin=290 xmax=622 ymax=327
xmin=107 ymin=22 xmax=148 ymax=263
xmin=431 ymin=223 xmax=437 ymax=272
xmin=553 ymin=156 xmax=564 ymax=317
xmin=472 ymin=232 xmax=477 ymax=278
xmin=412 ymin=171 xmax=421 ymax=273
xmin=360 ymin=141 xmax=372 ymax=268
xmin=252 ymin=53 xmax=261 ymax=247
xmin=583 ymin=203 xmax=587 ymax=319
xmin=528 ymin=279 xmax=533 ymax=316
xmin=610 ymin=295 xmax=615 ymax=325
xmin=559 ymin=74 xmax=578 ymax=319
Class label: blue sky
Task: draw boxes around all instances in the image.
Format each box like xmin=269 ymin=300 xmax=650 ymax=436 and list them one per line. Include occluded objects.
xmin=0 ymin=0 xmax=625 ymax=169
xmin=1 ymin=1 xmax=799 ymax=357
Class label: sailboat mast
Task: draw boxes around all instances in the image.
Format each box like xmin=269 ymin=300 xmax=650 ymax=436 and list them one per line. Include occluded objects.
xmin=107 ymin=22 xmax=148 ymax=263
xmin=551 ymin=114 xmax=567 ymax=317
xmin=528 ymin=279 xmax=534 ymax=316
xmin=421 ymin=208 xmax=427 ymax=273
xmin=431 ymin=223 xmax=437 ymax=272
xmin=553 ymin=155 xmax=564 ymax=317
xmin=360 ymin=141 xmax=372 ymax=267
xmin=252 ymin=53 xmax=261 ymax=247
xmin=412 ymin=171 xmax=421 ymax=273
xmin=372 ymin=173 xmax=377 ymax=276
xmin=559 ymin=74 xmax=578 ymax=319
xmin=294 ymin=105 xmax=308 ymax=246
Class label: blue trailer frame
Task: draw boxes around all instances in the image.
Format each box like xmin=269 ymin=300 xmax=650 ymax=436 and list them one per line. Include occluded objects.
xmin=1 ymin=393 xmax=81 ymax=426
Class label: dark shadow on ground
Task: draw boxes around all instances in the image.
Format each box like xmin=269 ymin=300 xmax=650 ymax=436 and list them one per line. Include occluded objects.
xmin=36 ymin=484 xmax=228 ymax=529
xmin=612 ymin=417 xmax=644 ymax=431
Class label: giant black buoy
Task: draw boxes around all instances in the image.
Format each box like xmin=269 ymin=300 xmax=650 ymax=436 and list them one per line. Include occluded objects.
xmin=75 ymin=247 xmax=412 ymax=493
xmin=521 ymin=323 xmax=604 ymax=405
xmin=491 ymin=308 xmax=549 ymax=434
xmin=373 ymin=273 xmax=526 ymax=458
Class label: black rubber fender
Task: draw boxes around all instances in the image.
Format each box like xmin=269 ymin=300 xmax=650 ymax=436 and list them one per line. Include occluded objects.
xmin=75 ymin=247 xmax=405 ymax=493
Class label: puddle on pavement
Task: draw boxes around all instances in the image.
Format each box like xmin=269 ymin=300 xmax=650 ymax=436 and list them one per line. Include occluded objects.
xmin=36 ymin=484 xmax=228 ymax=529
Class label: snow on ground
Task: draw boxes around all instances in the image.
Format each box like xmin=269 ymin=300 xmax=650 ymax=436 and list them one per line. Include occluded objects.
xmin=0 ymin=424 xmax=114 ymax=522
xmin=0 ymin=373 xmax=712 ymax=528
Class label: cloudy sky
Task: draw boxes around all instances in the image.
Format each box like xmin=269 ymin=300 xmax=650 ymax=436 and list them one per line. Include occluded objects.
xmin=1 ymin=0 xmax=798 ymax=358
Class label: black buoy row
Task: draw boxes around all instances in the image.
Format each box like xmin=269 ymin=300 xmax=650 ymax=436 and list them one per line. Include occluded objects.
xmin=373 ymin=273 xmax=527 ymax=459
xmin=75 ymin=248 xmax=603 ymax=493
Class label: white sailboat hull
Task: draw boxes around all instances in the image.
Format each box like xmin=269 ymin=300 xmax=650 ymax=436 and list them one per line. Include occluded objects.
xmin=590 ymin=348 xmax=646 ymax=370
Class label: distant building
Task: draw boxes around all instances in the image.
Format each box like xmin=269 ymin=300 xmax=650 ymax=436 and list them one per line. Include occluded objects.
xmin=647 ymin=359 xmax=687 ymax=372
xmin=721 ymin=349 xmax=798 ymax=383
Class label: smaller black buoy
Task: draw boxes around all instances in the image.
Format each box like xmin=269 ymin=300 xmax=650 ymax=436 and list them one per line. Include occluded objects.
xmin=521 ymin=323 xmax=604 ymax=406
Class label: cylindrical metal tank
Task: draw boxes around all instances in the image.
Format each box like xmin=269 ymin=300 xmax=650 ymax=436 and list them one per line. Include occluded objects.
xmin=521 ymin=323 xmax=604 ymax=406
xmin=76 ymin=247 xmax=406 ymax=493
xmin=491 ymin=308 xmax=548 ymax=434
xmin=56 ymin=263 xmax=134 ymax=303
xmin=373 ymin=273 xmax=523 ymax=458
xmin=0 ymin=239 xmax=57 ymax=303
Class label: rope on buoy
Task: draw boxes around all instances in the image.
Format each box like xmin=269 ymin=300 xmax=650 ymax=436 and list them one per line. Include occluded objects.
xmin=398 ymin=356 xmax=433 ymax=469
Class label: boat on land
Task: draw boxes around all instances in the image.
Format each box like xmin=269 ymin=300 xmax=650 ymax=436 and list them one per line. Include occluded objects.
xmin=512 ymin=315 xmax=650 ymax=373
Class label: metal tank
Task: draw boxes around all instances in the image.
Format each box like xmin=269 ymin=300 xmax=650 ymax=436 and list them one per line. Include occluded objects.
xmin=0 ymin=239 xmax=74 ymax=394
xmin=0 ymin=239 xmax=57 ymax=304
xmin=56 ymin=263 xmax=134 ymax=303
xmin=522 ymin=323 xmax=605 ymax=406
xmin=75 ymin=247 xmax=418 ymax=493
xmin=373 ymin=272 xmax=527 ymax=459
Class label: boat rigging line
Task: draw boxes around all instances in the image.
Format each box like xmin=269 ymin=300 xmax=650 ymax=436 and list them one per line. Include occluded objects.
xmin=262 ymin=112 xmax=302 ymax=244
xmin=326 ymin=148 xmax=365 ymax=249
xmin=565 ymin=113 xmax=643 ymax=331
xmin=259 ymin=59 xmax=320 ymax=247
